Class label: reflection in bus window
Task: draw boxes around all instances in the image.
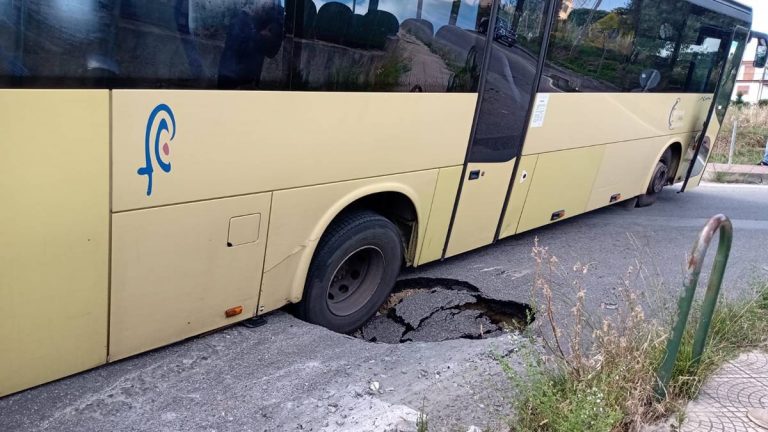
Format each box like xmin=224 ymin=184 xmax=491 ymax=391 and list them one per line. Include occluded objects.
xmin=218 ymin=3 xmax=286 ymax=89
xmin=0 ymin=0 xmax=493 ymax=92
xmin=539 ymin=0 xmax=736 ymax=94
xmin=715 ymin=30 xmax=748 ymax=123
xmin=0 ymin=0 xmax=293 ymax=89
xmin=469 ymin=0 xmax=548 ymax=162
xmin=288 ymin=0 xmax=488 ymax=92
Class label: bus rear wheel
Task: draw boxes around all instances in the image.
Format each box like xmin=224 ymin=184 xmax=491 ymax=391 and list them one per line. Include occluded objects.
xmin=296 ymin=210 xmax=402 ymax=333
xmin=637 ymin=149 xmax=672 ymax=207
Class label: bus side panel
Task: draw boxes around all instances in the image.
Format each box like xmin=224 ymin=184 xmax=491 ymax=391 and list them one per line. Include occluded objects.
xmin=445 ymin=159 xmax=517 ymax=258
xmin=259 ymin=170 xmax=438 ymax=315
xmin=111 ymin=91 xmax=475 ymax=213
xmin=516 ymin=146 xmax=605 ymax=234
xmin=417 ymin=166 xmax=462 ymax=266
xmin=0 ymin=90 xmax=109 ymax=397
xmin=499 ymin=155 xmax=539 ymax=239
xmin=586 ymin=136 xmax=693 ymax=211
xmin=522 ymin=93 xmax=710 ymax=156
xmin=109 ymin=193 xmax=270 ymax=361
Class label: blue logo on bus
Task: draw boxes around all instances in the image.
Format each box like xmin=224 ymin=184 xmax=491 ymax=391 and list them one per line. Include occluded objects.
xmin=137 ymin=104 xmax=176 ymax=196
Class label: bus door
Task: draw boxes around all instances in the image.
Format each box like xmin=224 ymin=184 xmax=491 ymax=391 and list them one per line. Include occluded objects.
xmin=681 ymin=25 xmax=750 ymax=190
xmin=444 ymin=0 xmax=551 ymax=257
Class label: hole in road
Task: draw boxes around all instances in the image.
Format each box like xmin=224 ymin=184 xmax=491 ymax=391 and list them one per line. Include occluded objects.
xmin=353 ymin=278 xmax=533 ymax=344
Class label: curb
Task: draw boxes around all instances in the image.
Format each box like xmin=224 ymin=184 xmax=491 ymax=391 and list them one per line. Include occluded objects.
xmin=703 ymin=163 xmax=768 ymax=184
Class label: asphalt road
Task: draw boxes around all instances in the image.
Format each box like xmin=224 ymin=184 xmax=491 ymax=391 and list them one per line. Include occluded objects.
xmin=407 ymin=182 xmax=768 ymax=307
xmin=2 ymin=183 xmax=768 ymax=432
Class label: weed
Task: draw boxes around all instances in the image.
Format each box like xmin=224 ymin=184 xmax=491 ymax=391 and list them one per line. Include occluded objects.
xmin=505 ymin=241 xmax=768 ymax=431
xmin=372 ymin=51 xmax=411 ymax=91
xmin=712 ymin=169 xmax=728 ymax=183
xmin=666 ymin=281 xmax=768 ymax=399
xmin=711 ymin=105 xmax=768 ymax=165
xmin=416 ymin=399 xmax=428 ymax=432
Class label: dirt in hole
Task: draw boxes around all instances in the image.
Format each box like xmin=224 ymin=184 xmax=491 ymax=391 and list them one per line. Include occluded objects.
xmin=353 ymin=277 xmax=533 ymax=344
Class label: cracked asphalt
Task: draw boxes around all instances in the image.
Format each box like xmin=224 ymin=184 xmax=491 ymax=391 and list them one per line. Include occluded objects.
xmin=2 ymin=183 xmax=768 ymax=432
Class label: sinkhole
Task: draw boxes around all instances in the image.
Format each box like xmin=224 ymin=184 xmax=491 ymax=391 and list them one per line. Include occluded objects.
xmin=353 ymin=278 xmax=533 ymax=344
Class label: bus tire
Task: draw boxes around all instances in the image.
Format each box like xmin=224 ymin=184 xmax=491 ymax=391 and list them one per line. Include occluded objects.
xmin=637 ymin=149 xmax=672 ymax=208
xmin=296 ymin=210 xmax=402 ymax=333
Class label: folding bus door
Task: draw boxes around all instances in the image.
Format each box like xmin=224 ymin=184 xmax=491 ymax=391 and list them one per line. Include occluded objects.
xmin=445 ymin=0 xmax=552 ymax=257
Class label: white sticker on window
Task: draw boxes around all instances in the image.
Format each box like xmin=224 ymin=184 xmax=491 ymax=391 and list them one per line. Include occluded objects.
xmin=530 ymin=94 xmax=549 ymax=128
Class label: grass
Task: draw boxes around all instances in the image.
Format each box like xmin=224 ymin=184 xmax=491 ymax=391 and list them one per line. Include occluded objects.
xmin=710 ymin=105 xmax=768 ymax=165
xmin=667 ymin=283 xmax=768 ymax=400
xmin=504 ymin=242 xmax=768 ymax=432
xmin=417 ymin=399 xmax=428 ymax=432
xmin=711 ymin=169 xmax=728 ymax=183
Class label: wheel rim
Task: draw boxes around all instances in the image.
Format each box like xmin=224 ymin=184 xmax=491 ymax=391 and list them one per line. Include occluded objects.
xmin=651 ymin=162 xmax=668 ymax=194
xmin=326 ymin=246 xmax=386 ymax=317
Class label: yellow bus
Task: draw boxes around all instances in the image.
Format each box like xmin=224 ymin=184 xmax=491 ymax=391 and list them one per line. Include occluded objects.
xmin=1 ymin=0 xmax=765 ymax=396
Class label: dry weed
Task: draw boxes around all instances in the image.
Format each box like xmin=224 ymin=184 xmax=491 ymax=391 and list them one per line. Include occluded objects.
xmin=711 ymin=105 xmax=768 ymax=164
xmin=507 ymin=240 xmax=768 ymax=432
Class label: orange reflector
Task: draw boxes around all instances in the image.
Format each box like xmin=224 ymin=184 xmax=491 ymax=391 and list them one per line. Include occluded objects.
xmin=225 ymin=306 xmax=243 ymax=318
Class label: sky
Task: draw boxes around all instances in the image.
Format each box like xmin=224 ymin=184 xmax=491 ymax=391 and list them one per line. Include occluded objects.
xmin=728 ymin=0 xmax=767 ymax=32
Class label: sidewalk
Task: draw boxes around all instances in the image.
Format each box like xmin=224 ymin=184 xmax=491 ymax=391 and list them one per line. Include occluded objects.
xmin=704 ymin=163 xmax=768 ymax=184
xmin=681 ymin=350 xmax=768 ymax=431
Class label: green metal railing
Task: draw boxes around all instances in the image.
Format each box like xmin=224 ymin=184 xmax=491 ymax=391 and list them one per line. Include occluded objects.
xmin=655 ymin=214 xmax=733 ymax=399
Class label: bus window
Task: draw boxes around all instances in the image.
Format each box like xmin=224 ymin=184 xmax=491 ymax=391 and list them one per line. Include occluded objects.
xmin=680 ymin=30 xmax=726 ymax=94
xmin=287 ymin=0 xmax=487 ymax=92
xmin=0 ymin=0 xmax=292 ymax=89
xmin=117 ymin=0 xmax=291 ymax=90
xmin=469 ymin=0 xmax=548 ymax=162
xmin=755 ymin=37 xmax=767 ymax=68
xmin=713 ymin=30 xmax=748 ymax=124
xmin=0 ymin=0 xmax=120 ymax=87
xmin=538 ymin=0 xmax=736 ymax=94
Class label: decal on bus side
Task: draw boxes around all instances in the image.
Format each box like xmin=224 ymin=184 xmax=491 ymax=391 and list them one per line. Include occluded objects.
xmin=137 ymin=104 xmax=176 ymax=196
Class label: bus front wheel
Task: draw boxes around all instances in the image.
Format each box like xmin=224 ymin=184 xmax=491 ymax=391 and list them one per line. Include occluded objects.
xmin=637 ymin=149 xmax=672 ymax=207
xmin=296 ymin=210 xmax=402 ymax=333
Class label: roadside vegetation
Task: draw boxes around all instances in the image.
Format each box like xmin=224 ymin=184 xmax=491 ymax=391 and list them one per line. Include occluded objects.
xmin=711 ymin=103 xmax=768 ymax=165
xmin=504 ymin=241 xmax=768 ymax=432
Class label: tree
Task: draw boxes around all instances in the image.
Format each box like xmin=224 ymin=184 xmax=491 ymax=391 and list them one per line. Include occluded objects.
xmin=594 ymin=12 xmax=620 ymax=75
xmin=568 ymin=0 xmax=602 ymax=57
xmin=568 ymin=7 xmax=609 ymax=27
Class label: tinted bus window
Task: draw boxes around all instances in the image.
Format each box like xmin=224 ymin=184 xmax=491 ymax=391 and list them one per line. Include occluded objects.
xmin=0 ymin=0 xmax=291 ymax=89
xmin=539 ymin=0 xmax=735 ymax=94
xmin=469 ymin=0 xmax=549 ymax=162
xmin=288 ymin=0 xmax=488 ymax=92
xmin=714 ymin=28 xmax=748 ymax=123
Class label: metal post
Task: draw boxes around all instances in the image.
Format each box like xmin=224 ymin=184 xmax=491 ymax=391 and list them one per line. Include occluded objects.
xmin=728 ymin=121 xmax=737 ymax=165
xmin=759 ymin=63 xmax=767 ymax=103
xmin=655 ymin=214 xmax=733 ymax=398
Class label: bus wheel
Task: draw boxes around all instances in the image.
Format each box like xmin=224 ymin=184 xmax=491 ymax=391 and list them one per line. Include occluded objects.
xmin=637 ymin=149 xmax=671 ymax=207
xmin=296 ymin=210 xmax=403 ymax=333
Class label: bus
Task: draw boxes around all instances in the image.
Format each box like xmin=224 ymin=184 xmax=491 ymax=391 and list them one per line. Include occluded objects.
xmin=1 ymin=0 xmax=765 ymax=397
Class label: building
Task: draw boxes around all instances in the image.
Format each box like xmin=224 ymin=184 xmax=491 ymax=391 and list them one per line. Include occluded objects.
xmin=733 ymin=38 xmax=768 ymax=103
